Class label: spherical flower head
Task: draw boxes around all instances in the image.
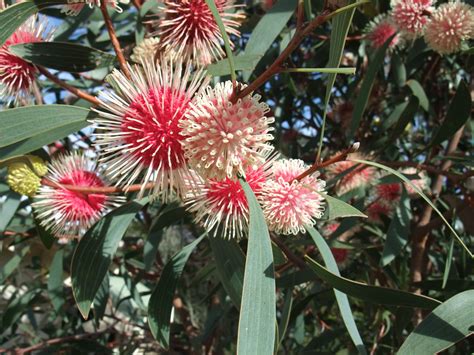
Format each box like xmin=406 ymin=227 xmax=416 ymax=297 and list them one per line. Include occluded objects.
xmin=181 ymin=80 xmax=275 ymax=181
xmin=365 ymin=14 xmax=402 ymax=50
xmin=94 ymin=56 xmax=208 ymax=201
xmin=33 ymin=153 xmax=123 ymax=238
xmin=0 ymin=16 xmax=52 ymax=104
xmin=62 ymin=0 xmax=128 ymax=16
xmin=7 ymin=156 xmax=48 ymax=197
xmin=152 ymin=0 xmax=245 ymax=66
xmin=260 ymin=159 xmax=326 ymax=236
xmin=325 ymin=154 xmax=376 ymax=195
xmin=375 ymin=182 xmax=402 ymax=203
xmin=185 ymin=153 xmax=277 ymax=239
xmin=424 ymin=1 xmax=474 ymax=54
xmin=130 ymin=37 xmax=161 ymax=63
xmin=366 ymin=201 xmax=393 ymax=223
xmin=399 ymin=167 xmax=429 ymax=196
xmin=391 ymin=0 xmax=434 ymax=37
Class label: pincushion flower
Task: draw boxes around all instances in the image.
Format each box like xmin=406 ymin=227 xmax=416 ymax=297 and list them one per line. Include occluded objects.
xmin=62 ymin=0 xmax=129 ymax=16
xmin=375 ymin=182 xmax=402 ymax=203
xmin=424 ymin=1 xmax=474 ymax=54
xmin=181 ymin=80 xmax=275 ymax=181
xmin=94 ymin=56 xmax=208 ymax=200
xmin=391 ymin=0 xmax=434 ymax=37
xmin=33 ymin=154 xmax=123 ymax=238
xmin=365 ymin=14 xmax=402 ymax=49
xmin=0 ymin=16 xmax=52 ymax=104
xmin=260 ymin=159 xmax=326 ymax=236
xmin=130 ymin=37 xmax=161 ymax=63
xmin=366 ymin=201 xmax=393 ymax=223
xmin=325 ymin=154 xmax=376 ymax=195
xmin=185 ymin=154 xmax=277 ymax=239
xmin=152 ymin=0 xmax=245 ymax=65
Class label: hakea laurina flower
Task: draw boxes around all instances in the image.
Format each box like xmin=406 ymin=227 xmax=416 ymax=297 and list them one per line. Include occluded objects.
xmin=94 ymin=56 xmax=208 ymax=201
xmin=185 ymin=153 xmax=278 ymax=239
xmin=6 ymin=156 xmax=48 ymax=197
xmin=424 ymin=1 xmax=474 ymax=54
xmin=62 ymin=0 xmax=129 ymax=16
xmin=0 ymin=16 xmax=52 ymax=104
xmin=259 ymin=159 xmax=326 ymax=236
xmin=375 ymin=182 xmax=402 ymax=203
xmin=33 ymin=154 xmax=123 ymax=238
xmin=181 ymin=80 xmax=275 ymax=181
xmin=152 ymin=0 xmax=244 ymax=66
xmin=325 ymin=154 xmax=376 ymax=195
xmin=130 ymin=37 xmax=161 ymax=63
xmin=366 ymin=200 xmax=393 ymax=223
xmin=365 ymin=14 xmax=402 ymax=50
xmin=391 ymin=0 xmax=434 ymax=38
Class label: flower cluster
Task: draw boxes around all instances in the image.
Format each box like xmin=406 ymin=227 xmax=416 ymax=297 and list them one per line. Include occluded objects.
xmin=365 ymin=0 xmax=474 ymax=54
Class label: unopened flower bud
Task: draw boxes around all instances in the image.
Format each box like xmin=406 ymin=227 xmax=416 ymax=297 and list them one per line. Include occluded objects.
xmin=6 ymin=155 xmax=48 ymax=197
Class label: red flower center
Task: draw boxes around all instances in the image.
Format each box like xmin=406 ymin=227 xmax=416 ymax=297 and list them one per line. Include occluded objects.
xmin=121 ymin=87 xmax=190 ymax=170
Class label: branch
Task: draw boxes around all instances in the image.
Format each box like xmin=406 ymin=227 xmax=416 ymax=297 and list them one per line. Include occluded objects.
xmin=271 ymin=234 xmax=307 ymax=270
xmin=38 ymin=67 xmax=100 ymax=106
xmin=100 ymin=1 xmax=131 ymax=79
xmin=379 ymin=160 xmax=473 ymax=182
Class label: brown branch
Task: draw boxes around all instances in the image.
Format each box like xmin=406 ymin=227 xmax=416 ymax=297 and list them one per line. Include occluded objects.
xmin=271 ymin=234 xmax=307 ymax=270
xmin=38 ymin=67 xmax=100 ymax=106
xmin=410 ymin=127 xmax=465 ymax=298
xmin=41 ymin=178 xmax=154 ymax=194
xmin=100 ymin=1 xmax=131 ymax=79
xmin=294 ymin=142 xmax=360 ymax=182
xmin=233 ymin=9 xmax=331 ymax=102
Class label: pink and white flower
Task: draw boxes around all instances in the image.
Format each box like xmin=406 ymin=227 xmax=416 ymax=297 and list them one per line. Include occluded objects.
xmin=33 ymin=153 xmax=123 ymax=238
xmin=365 ymin=14 xmax=402 ymax=50
xmin=424 ymin=1 xmax=474 ymax=54
xmin=0 ymin=16 xmax=52 ymax=104
xmin=181 ymin=80 xmax=275 ymax=181
xmin=260 ymin=159 xmax=326 ymax=235
xmin=94 ymin=56 xmax=208 ymax=200
xmin=391 ymin=0 xmax=434 ymax=37
xmin=152 ymin=0 xmax=244 ymax=65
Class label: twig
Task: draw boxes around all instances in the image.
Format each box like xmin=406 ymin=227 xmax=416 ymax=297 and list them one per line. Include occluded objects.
xmin=38 ymin=67 xmax=100 ymax=106
xmin=100 ymin=1 xmax=131 ymax=79
xmin=294 ymin=142 xmax=360 ymax=182
xmin=271 ymin=234 xmax=307 ymax=270
xmin=41 ymin=178 xmax=154 ymax=194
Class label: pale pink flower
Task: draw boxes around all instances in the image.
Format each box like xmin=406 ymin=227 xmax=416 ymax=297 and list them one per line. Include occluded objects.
xmin=424 ymin=1 xmax=474 ymax=54
xmin=181 ymin=80 xmax=275 ymax=181
xmin=391 ymin=0 xmax=434 ymax=37
xmin=0 ymin=16 xmax=52 ymax=104
xmin=325 ymin=154 xmax=376 ymax=195
xmin=260 ymin=159 xmax=326 ymax=236
xmin=365 ymin=14 xmax=402 ymax=49
xmin=152 ymin=0 xmax=244 ymax=65
xmin=185 ymin=154 xmax=277 ymax=239
xmin=33 ymin=153 xmax=123 ymax=238
xmin=94 ymin=56 xmax=208 ymax=201
xmin=62 ymin=0 xmax=128 ymax=16
xmin=400 ymin=167 xmax=429 ymax=196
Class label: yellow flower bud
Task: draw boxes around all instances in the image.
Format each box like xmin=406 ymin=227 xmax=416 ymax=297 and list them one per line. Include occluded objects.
xmin=6 ymin=155 xmax=48 ymax=197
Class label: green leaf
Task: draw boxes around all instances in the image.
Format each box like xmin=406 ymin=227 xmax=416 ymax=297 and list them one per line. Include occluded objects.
xmin=398 ymin=290 xmax=474 ymax=354
xmin=144 ymin=205 xmax=187 ymax=271
xmin=71 ymin=199 xmax=147 ymax=319
xmin=1 ymin=289 xmax=40 ymax=332
xmin=431 ymin=81 xmax=471 ymax=146
xmin=93 ymin=274 xmax=109 ymax=323
xmin=277 ymin=290 xmax=293 ymax=350
xmin=47 ymin=249 xmax=64 ymax=313
xmin=442 ymin=238 xmax=455 ymax=289
xmin=0 ymin=246 xmax=30 ymax=285
xmin=0 ymin=191 xmax=21 ymax=232
xmin=307 ymin=227 xmax=366 ymax=354
xmin=0 ymin=0 xmax=69 ymax=46
xmin=148 ymin=233 xmax=206 ymax=348
xmin=381 ymin=189 xmax=411 ymax=266
xmin=387 ymin=96 xmax=419 ymax=142
xmin=243 ymin=0 xmax=298 ymax=79
xmin=350 ymin=158 xmax=473 ymax=258
xmin=316 ymin=0 xmax=356 ymax=157
xmin=324 ymin=194 xmax=367 ymax=220
xmin=35 ymin=215 xmax=55 ymax=249
xmin=209 ymin=236 xmax=245 ymax=308
xmin=204 ymin=0 xmax=236 ymax=81
xmin=349 ymin=35 xmax=394 ymax=140
xmin=207 ymin=54 xmax=263 ymax=76
xmin=237 ymin=179 xmax=276 ymax=355
xmin=305 ymin=256 xmax=441 ymax=309
xmin=0 ymin=105 xmax=92 ymax=160
xmin=407 ymin=79 xmax=429 ymax=112
xmin=9 ymin=42 xmax=116 ymax=72
xmin=284 ymin=67 xmax=356 ymax=74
